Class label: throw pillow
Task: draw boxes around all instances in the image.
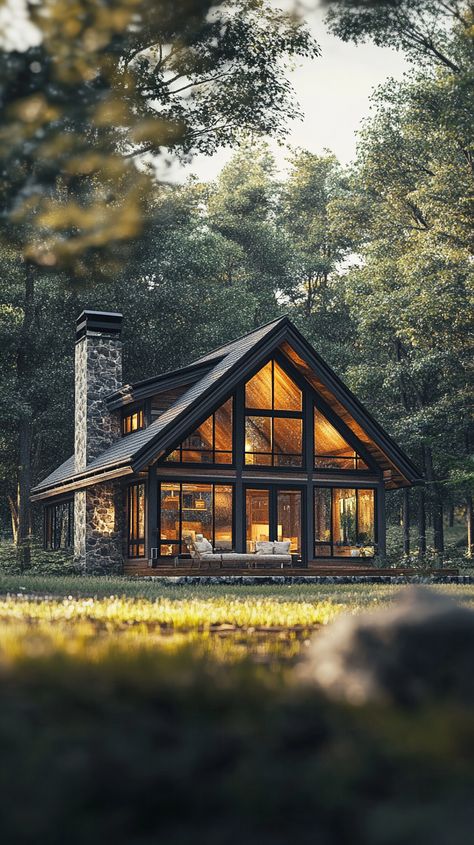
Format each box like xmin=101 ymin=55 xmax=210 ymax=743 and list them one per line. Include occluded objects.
xmin=255 ymin=540 xmax=274 ymax=555
xmin=273 ymin=540 xmax=291 ymax=555
xmin=195 ymin=538 xmax=213 ymax=554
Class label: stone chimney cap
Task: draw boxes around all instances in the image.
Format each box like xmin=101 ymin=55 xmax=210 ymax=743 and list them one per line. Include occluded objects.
xmin=76 ymin=310 xmax=123 ymax=341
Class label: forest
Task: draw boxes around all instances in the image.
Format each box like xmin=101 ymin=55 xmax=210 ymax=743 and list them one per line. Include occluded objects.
xmin=0 ymin=0 xmax=472 ymax=566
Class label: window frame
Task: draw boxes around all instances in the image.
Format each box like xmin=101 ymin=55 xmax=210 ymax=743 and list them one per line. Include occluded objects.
xmin=43 ymin=498 xmax=74 ymax=551
xmin=122 ymin=406 xmax=145 ymax=436
xmin=127 ymin=481 xmax=146 ymax=558
xmin=244 ymin=358 xmax=304 ymax=468
xmin=313 ymin=485 xmax=377 ymax=559
xmin=162 ymin=397 xmax=235 ymax=467
xmin=313 ymin=401 xmax=375 ymax=474
xmin=157 ymin=481 xmax=235 ymax=558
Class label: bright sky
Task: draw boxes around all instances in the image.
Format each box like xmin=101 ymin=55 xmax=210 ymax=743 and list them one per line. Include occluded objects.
xmin=176 ymin=2 xmax=408 ymax=182
xmin=4 ymin=0 xmax=408 ymax=182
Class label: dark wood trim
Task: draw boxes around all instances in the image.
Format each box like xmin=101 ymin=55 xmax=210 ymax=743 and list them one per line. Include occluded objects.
xmin=281 ymin=327 xmax=423 ymax=483
xmin=147 ymin=464 xmax=157 ymax=559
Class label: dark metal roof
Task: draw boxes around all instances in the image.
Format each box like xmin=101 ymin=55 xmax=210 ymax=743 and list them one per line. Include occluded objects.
xmin=31 ymin=315 xmax=423 ymax=497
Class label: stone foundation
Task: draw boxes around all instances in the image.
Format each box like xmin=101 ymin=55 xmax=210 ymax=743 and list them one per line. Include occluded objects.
xmin=74 ymin=482 xmax=123 ymax=574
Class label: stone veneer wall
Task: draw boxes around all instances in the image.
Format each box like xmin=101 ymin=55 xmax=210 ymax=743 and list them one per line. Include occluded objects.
xmin=74 ymin=329 xmax=123 ymax=571
xmin=74 ymin=482 xmax=123 ymax=573
xmin=74 ymin=334 xmax=122 ymax=471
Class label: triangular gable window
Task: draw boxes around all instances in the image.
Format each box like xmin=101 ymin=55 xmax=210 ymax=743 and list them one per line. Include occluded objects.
xmin=245 ymin=360 xmax=303 ymax=467
xmin=165 ymin=398 xmax=233 ymax=464
xmin=314 ymin=408 xmax=368 ymax=470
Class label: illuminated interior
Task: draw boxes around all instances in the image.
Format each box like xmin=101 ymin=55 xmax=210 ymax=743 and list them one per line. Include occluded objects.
xmin=245 ymin=488 xmax=301 ymax=554
xmin=245 ymin=489 xmax=270 ymax=552
xmin=277 ymin=489 xmax=301 ymax=554
xmin=245 ymin=360 xmax=303 ymax=466
xmin=314 ymin=487 xmax=375 ymax=557
xmin=128 ymin=482 xmax=145 ymax=557
xmin=122 ymin=407 xmax=144 ymax=435
xmin=314 ymin=408 xmax=367 ymax=470
xmin=165 ymin=398 xmax=233 ymax=464
xmin=159 ymin=482 xmax=233 ymax=555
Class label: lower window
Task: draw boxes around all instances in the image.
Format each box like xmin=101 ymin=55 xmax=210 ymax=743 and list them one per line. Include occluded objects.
xmin=159 ymin=483 xmax=233 ymax=556
xmin=128 ymin=482 xmax=146 ymax=558
xmin=44 ymin=499 xmax=74 ymax=550
xmin=314 ymin=487 xmax=376 ymax=558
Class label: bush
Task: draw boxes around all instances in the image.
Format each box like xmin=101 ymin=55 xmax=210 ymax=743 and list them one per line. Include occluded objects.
xmin=0 ymin=541 xmax=82 ymax=576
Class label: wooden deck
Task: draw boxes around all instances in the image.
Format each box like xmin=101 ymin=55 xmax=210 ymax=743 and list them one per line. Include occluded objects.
xmin=123 ymin=561 xmax=458 ymax=578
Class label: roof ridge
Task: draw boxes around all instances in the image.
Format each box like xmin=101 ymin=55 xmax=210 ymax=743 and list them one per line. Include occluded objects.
xmin=192 ymin=315 xmax=288 ymax=364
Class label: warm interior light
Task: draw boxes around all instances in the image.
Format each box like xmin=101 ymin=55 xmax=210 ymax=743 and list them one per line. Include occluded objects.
xmin=195 ymin=495 xmax=206 ymax=510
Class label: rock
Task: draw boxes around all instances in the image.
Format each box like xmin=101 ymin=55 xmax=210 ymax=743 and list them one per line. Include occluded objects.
xmin=300 ymin=586 xmax=474 ymax=705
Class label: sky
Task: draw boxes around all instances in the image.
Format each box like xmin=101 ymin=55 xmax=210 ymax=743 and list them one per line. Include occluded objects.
xmin=176 ymin=2 xmax=408 ymax=182
xmin=3 ymin=0 xmax=408 ymax=183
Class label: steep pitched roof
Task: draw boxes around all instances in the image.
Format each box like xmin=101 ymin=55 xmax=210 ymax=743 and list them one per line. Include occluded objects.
xmin=31 ymin=316 xmax=422 ymax=499
xmin=31 ymin=318 xmax=287 ymax=496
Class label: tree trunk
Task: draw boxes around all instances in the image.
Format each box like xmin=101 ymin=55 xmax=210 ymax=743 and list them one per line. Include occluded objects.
xmin=7 ymin=495 xmax=18 ymax=545
xmin=417 ymin=488 xmax=426 ymax=559
xmin=424 ymin=445 xmax=444 ymax=556
xmin=16 ymin=261 xmax=35 ymax=570
xmin=448 ymin=505 xmax=454 ymax=528
xmin=467 ymin=496 xmax=473 ymax=559
xmin=402 ymin=487 xmax=410 ymax=556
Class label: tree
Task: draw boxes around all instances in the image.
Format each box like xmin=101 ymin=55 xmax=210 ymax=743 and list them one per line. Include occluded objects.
xmin=325 ymin=0 xmax=472 ymax=73
xmin=0 ymin=0 xmax=318 ymax=565
xmin=277 ymin=150 xmax=355 ymax=370
xmin=207 ymin=142 xmax=291 ymax=325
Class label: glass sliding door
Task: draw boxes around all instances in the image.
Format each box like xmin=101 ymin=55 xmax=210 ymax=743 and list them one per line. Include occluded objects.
xmin=277 ymin=490 xmax=302 ymax=554
xmin=246 ymin=488 xmax=270 ymax=552
xmin=246 ymin=487 xmax=303 ymax=556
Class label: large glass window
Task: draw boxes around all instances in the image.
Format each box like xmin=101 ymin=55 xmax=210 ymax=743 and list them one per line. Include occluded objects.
xmin=314 ymin=487 xmax=376 ymax=558
xmin=314 ymin=408 xmax=367 ymax=470
xmin=44 ymin=500 xmax=73 ymax=550
xmin=165 ymin=398 xmax=233 ymax=464
xmin=159 ymin=483 xmax=233 ymax=556
xmin=245 ymin=360 xmax=303 ymax=467
xmin=128 ymin=482 xmax=146 ymax=558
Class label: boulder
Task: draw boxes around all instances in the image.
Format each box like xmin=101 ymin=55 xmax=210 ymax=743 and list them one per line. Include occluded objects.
xmin=300 ymin=586 xmax=474 ymax=705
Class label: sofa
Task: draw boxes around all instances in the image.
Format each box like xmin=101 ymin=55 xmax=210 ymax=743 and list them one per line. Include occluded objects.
xmin=183 ymin=536 xmax=292 ymax=568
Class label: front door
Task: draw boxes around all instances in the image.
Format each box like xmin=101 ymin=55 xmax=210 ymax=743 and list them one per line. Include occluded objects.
xmin=245 ymin=487 xmax=303 ymax=558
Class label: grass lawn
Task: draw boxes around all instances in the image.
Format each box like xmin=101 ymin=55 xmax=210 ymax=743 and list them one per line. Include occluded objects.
xmin=0 ymin=570 xmax=473 ymax=843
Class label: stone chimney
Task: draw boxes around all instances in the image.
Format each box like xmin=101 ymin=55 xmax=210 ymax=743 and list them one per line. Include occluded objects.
xmin=73 ymin=311 xmax=124 ymax=574
xmin=74 ymin=310 xmax=123 ymax=472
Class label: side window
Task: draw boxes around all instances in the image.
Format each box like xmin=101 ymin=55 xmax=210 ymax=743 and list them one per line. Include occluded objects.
xmin=122 ymin=407 xmax=145 ymax=435
xmin=44 ymin=500 xmax=74 ymax=550
xmin=127 ymin=482 xmax=146 ymax=557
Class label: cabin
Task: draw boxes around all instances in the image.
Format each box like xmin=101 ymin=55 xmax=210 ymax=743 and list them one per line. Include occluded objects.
xmin=31 ymin=311 xmax=422 ymax=575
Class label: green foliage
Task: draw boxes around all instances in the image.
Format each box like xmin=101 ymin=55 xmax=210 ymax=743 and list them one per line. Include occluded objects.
xmin=325 ymin=0 xmax=471 ymax=72
xmin=0 ymin=0 xmax=318 ymax=275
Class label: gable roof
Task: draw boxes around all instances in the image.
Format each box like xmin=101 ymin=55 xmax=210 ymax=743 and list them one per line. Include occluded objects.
xmin=31 ymin=316 xmax=422 ymax=499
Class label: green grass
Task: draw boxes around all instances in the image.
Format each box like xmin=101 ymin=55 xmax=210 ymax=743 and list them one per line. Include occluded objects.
xmin=0 ymin=570 xmax=473 ymax=607
xmin=0 ymin=570 xmax=473 ymax=842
